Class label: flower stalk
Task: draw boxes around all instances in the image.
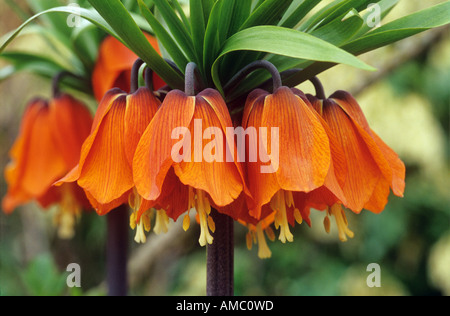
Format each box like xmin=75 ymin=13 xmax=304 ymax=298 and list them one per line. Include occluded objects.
xmin=206 ymin=209 xmax=234 ymax=296
xmin=106 ymin=204 xmax=129 ymax=296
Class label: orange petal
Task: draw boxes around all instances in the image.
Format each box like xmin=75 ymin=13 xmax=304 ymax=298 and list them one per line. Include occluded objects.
xmin=243 ymin=90 xmax=279 ymax=218
xmin=151 ymin=167 xmax=190 ymax=221
xmin=49 ymin=94 xmax=93 ymax=168
xmin=56 ymin=90 xmax=125 ymax=185
xmin=322 ymin=99 xmax=381 ymax=213
xmin=92 ymin=34 xmax=165 ymax=101
xmin=364 ymin=177 xmax=391 ymax=214
xmin=84 ymin=189 xmax=130 ymax=216
xmin=18 ymin=104 xmax=67 ymax=198
xmin=370 ymin=130 xmax=406 ymax=197
xmin=76 ymin=95 xmax=134 ymax=204
xmin=124 ymin=87 xmax=160 ymax=165
xmin=133 ymin=90 xmax=196 ymax=201
xmin=262 ymin=87 xmax=331 ymax=194
xmin=332 ymin=92 xmax=393 ymax=185
xmin=173 ymin=92 xmax=243 ymax=207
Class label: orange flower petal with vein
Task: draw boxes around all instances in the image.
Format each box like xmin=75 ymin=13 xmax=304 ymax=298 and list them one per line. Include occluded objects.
xmin=243 ymin=87 xmax=331 ymax=218
xmin=133 ymin=88 xmax=247 ymax=246
xmin=58 ymin=88 xmax=160 ymax=215
xmin=92 ymin=34 xmax=165 ymax=101
xmin=174 ymin=91 xmax=244 ymax=207
xmin=3 ymin=95 xmax=93 ymax=215
xmin=133 ymin=90 xmax=196 ymax=202
xmin=316 ymin=91 xmax=406 ymax=214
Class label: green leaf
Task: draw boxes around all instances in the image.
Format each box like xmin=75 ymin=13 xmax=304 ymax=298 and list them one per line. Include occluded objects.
xmin=212 ymin=25 xmax=375 ymax=93
xmin=310 ymin=9 xmax=365 ymax=46
xmin=71 ymin=22 xmax=102 ymax=71
xmin=0 ymin=51 xmax=67 ymax=78
xmin=299 ymin=0 xmax=368 ymax=32
xmin=201 ymin=0 xmax=215 ymax=24
xmin=151 ymin=0 xmax=197 ymax=63
xmin=87 ymin=0 xmax=184 ymax=89
xmin=0 ymin=51 xmax=92 ymax=93
xmin=190 ymin=0 xmax=207 ymax=69
xmin=203 ymin=0 xmax=233 ymax=82
xmin=260 ymin=9 xmax=365 ymax=91
xmin=280 ymin=0 xmax=322 ymax=28
xmin=138 ymin=0 xmax=189 ymax=70
xmin=353 ymin=0 xmax=400 ymax=38
xmin=240 ymin=0 xmax=295 ymax=30
xmin=26 ymin=0 xmax=73 ymax=37
xmin=343 ymin=1 xmax=450 ymax=55
xmin=227 ymin=0 xmax=253 ymax=36
xmin=0 ymin=6 xmax=118 ymax=54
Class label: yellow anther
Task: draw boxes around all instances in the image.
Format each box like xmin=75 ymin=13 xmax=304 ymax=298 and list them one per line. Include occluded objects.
xmin=294 ymin=208 xmax=303 ymax=225
xmin=183 ymin=213 xmax=191 ymax=232
xmin=196 ymin=189 xmax=214 ymax=247
xmin=256 ymin=223 xmax=272 ymax=259
xmin=330 ymin=204 xmax=354 ymax=242
xmin=153 ymin=209 xmax=170 ymax=235
xmin=271 ymin=191 xmax=294 ymax=243
xmin=54 ymin=186 xmax=81 ymax=239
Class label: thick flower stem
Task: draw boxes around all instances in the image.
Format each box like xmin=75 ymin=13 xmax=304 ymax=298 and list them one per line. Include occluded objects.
xmin=130 ymin=58 xmax=145 ymax=93
xmin=206 ymin=209 xmax=234 ymax=296
xmin=106 ymin=204 xmax=129 ymax=296
xmin=310 ymin=76 xmax=327 ymax=100
xmin=224 ymin=60 xmax=282 ymax=95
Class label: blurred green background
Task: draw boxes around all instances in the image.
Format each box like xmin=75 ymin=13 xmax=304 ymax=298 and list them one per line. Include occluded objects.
xmin=0 ymin=0 xmax=449 ymax=296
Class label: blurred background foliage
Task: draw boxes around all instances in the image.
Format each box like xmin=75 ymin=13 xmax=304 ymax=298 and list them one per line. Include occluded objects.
xmin=0 ymin=0 xmax=449 ymax=296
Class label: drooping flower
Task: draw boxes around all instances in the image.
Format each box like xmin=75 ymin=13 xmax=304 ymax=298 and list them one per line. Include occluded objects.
xmin=133 ymin=88 xmax=249 ymax=246
xmin=306 ymin=90 xmax=406 ymax=241
xmin=57 ymin=86 xmax=161 ymax=226
xmin=2 ymin=94 xmax=93 ymax=238
xmin=242 ymin=86 xmax=335 ymax=243
xmin=91 ymin=34 xmax=166 ymax=101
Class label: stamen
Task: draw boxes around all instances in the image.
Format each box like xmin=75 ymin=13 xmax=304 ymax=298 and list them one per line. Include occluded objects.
xmin=54 ymin=186 xmax=81 ymax=239
xmin=330 ymin=204 xmax=355 ymax=242
xmin=294 ymin=208 xmax=303 ymax=225
xmin=265 ymin=226 xmax=276 ymax=242
xmin=256 ymin=223 xmax=272 ymax=259
xmin=323 ymin=212 xmax=331 ymax=234
xmin=153 ymin=209 xmax=170 ymax=235
xmin=129 ymin=188 xmax=151 ymax=243
xmin=134 ymin=219 xmax=147 ymax=244
xmin=245 ymin=223 xmax=273 ymax=259
xmin=246 ymin=232 xmax=253 ymax=251
xmin=271 ymin=190 xmax=294 ymax=243
xmin=183 ymin=212 xmax=191 ymax=232
xmin=196 ymin=189 xmax=214 ymax=247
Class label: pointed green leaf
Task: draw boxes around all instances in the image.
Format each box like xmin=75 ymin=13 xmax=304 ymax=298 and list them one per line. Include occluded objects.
xmin=344 ymin=1 xmax=450 ymax=55
xmin=0 ymin=6 xmax=118 ymax=54
xmin=138 ymin=0 xmax=189 ymax=70
xmin=280 ymin=0 xmax=322 ymax=28
xmin=240 ymin=0 xmax=294 ymax=30
xmin=87 ymin=0 xmax=184 ymax=89
xmin=212 ymin=25 xmax=375 ymax=93
xmin=151 ymin=0 xmax=197 ymax=63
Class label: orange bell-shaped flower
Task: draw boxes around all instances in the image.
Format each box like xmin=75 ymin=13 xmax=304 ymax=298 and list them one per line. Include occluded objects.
xmin=306 ymin=90 xmax=406 ymax=241
xmin=2 ymin=94 xmax=93 ymax=238
xmin=92 ymin=34 xmax=166 ymax=101
xmin=133 ymin=80 xmax=248 ymax=246
xmin=57 ymin=85 xmax=161 ymax=217
xmin=242 ymin=85 xmax=333 ymax=244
